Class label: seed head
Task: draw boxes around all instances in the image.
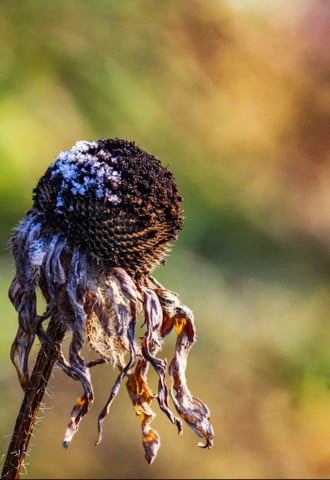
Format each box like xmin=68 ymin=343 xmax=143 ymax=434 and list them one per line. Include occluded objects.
xmin=32 ymin=138 xmax=184 ymax=276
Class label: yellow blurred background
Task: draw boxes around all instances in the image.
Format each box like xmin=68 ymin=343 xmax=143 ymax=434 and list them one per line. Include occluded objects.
xmin=0 ymin=0 xmax=329 ymax=478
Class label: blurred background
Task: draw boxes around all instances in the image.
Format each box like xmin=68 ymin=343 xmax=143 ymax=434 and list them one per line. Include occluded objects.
xmin=0 ymin=0 xmax=329 ymax=478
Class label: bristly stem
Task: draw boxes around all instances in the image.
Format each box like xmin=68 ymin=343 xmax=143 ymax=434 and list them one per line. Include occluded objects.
xmin=1 ymin=317 xmax=65 ymax=480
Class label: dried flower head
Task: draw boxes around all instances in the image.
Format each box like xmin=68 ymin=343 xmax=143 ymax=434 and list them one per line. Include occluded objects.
xmin=8 ymin=138 xmax=214 ymax=465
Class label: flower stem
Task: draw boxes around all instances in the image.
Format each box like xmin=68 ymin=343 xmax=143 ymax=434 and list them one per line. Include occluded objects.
xmin=1 ymin=316 xmax=66 ymax=480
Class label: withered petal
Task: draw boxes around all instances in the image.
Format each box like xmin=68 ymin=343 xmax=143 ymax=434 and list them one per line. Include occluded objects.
xmin=156 ymin=289 xmax=215 ymax=449
xmin=126 ymin=360 xmax=161 ymax=464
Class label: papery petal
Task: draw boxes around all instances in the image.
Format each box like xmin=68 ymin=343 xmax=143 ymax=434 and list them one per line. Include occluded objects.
xmin=142 ymin=287 xmax=182 ymax=433
xmin=156 ymin=288 xmax=215 ymax=448
xmin=63 ymin=392 xmax=93 ymax=448
xmin=169 ymin=310 xmax=214 ymax=448
xmin=126 ymin=359 xmax=161 ymax=464
xmin=94 ymin=271 xmax=138 ymax=445
xmin=10 ymin=327 xmax=35 ymax=390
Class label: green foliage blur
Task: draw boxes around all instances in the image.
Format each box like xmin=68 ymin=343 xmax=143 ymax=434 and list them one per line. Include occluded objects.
xmin=0 ymin=1 xmax=329 ymax=478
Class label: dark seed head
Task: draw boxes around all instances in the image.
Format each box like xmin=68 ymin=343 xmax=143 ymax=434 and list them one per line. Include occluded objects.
xmin=32 ymin=138 xmax=184 ymax=276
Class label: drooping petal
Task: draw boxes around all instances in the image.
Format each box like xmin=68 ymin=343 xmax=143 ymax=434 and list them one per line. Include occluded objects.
xmin=8 ymin=277 xmax=36 ymax=389
xmin=63 ymin=392 xmax=93 ymax=448
xmin=142 ymin=287 xmax=182 ymax=434
xmin=10 ymin=326 xmax=35 ymax=390
xmin=157 ymin=288 xmax=215 ymax=448
xmin=95 ymin=316 xmax=136 ymax=446
xmin=94 ymin=270 xmax=138 ymax=445
xmin=62 ymin=250 xmax=95 ymax=447
xmin=126 ymin=359 xmax=161 ymax=464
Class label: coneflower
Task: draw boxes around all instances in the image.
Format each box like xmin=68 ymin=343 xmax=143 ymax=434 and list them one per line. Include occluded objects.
xmin=2 ymin=138 xmax=214 ymax=479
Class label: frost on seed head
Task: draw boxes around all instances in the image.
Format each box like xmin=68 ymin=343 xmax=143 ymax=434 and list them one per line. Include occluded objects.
xmin=49 ymin=140 xmax=122 ymax=213
xmin=32 ymin=137 xmax=185 ymax=273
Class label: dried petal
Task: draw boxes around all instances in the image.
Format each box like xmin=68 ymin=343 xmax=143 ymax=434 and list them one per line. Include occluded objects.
xmin=94 ymin=271 xmax=138 ymax=445
xmin=63 ymin=392 xmax=93 ymax=448
xmin=156 ymin=288 xmax=215 ymax=448
xmin=142 ymin=287 xmax=182 ymax=433
xmin=126 ymin=360 xmax=160 ymax=464
xmin=10 ymin=326 xmax=35 ymax=390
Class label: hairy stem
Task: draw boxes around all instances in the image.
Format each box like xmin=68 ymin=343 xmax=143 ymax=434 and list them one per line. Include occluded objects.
xmin=1 ymin=316 xmax=65 ymax=480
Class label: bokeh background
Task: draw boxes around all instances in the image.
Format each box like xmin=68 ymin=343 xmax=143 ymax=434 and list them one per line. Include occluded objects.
xmin=0 ymin=0 xmax=329 ymax=478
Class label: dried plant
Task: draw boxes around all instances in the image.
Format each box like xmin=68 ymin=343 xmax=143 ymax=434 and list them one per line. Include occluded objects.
xmin=1 ymin=138 xmax=214 ymax=479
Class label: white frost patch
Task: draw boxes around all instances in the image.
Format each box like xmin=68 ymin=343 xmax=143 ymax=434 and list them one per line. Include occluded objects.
xmin=105 ymin=193 xmax=121 ymax=205
xmin=29 ymin=239 xmax=47 ymax=266
xmin=49 ymin=140 xmax=122 ymax=213
xmin=74 ymin=140 xmax=97 ymax=153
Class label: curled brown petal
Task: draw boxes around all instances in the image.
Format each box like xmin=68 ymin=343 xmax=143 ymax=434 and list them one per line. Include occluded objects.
xmin=126 ymin=360 xmax=161 ymax=464
xmin=142 ymin=287 xmax=182 ymax=434
xmin=169 ymin=311 xmax=214 ymax=448
xmin=156 ymin=288 xmax=214 ymax=448
xmin=61 ymin=252 xmax=96 ymax=447
xmin=94 ymin=271 xmax=138 ymax=445
xmin=10 ymin=327 xmax=35 ymax=390
xmin=95 ymin=316 xmax=136 ymax=446
xmin=8 ymin=276 xmax=37 ymax=390
xmin=63 ymin=392 xmax=94 ymax=448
